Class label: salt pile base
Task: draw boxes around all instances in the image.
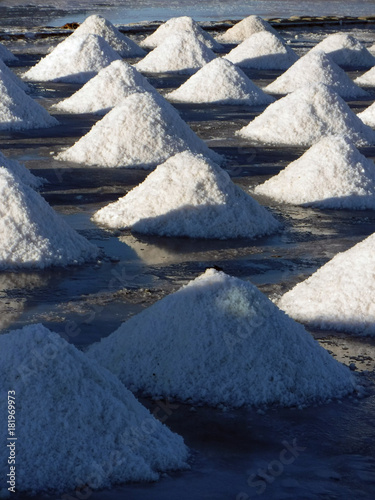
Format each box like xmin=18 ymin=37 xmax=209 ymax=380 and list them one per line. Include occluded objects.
xmin=0 ymin=41 xmax=17 ymax=62
xmin=92 ymin=151 xmax=280 ymax=238
xmin=237 ymin=83 xmax=375 ymax=147
xmin=0 ymin=150 xmax=44 ymax=188
xmin=0 ymin=324 xmax=188 ymax=493
xmin=87 ymin=269 xmax=355 ymax=408
xmin=354 ymin=66 xmax=375 ymax=87
xmin=217 ymin=15 xmax=279 ymax=43
xmin=358 ymin=101 xmax=375 ymax=127
xmin=310 ymin=33 xmax=375 ymax=68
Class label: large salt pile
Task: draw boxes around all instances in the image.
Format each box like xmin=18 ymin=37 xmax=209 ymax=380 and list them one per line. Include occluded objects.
xmin=254 ymin=136 xmax=375 ymax=209
xmin=358 ymin=102 xmax=375 ymax=127
xmin=0 ymin=168 xmax=98 ymax=269
xmin=0 ymin=57 xmax=28 ymax=91
xmin=56 ymin=91 xmax=222 ymax=168
xmin=278 ymin=232 xmax=375 ymax=335
xmin=53 ymin=60 xmax=156 ymax=115
xmin=166 ymin=57 xmax=274 ymax=106
xmin=0 ymin=150 xmax=44 ymax=188
xmin=87 ymin=268 xmax=355 ymax=408
xmin=0 ymin=324 xmax=188 ymax=494
xmin=354 ymin=66 xmax=375 ymax=87
xmin=135 ymin=32 xmax=216 ymax=75
xmin=24 ymin=34 xmax=121 ymax=83
xmin=237 ymin=83 xmax=375 ymax=147
xmin=0 ymin=41 xmax=17 ymax=62
xmin=92 ymin=151 xmax=280 ymax=238
xmin=309 ymin=33 xmax=375 ymax=68
xmin=264 ymin=50 xmax=368 ymax=99
xmin=224 ymin=31 xmax=298 ymax=70
xmin=217 ymin=15 xmax=279 ymax=43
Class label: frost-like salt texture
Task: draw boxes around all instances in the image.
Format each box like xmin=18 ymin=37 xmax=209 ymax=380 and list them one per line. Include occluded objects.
xmin=0 ymin=57 xmax=28 ymax=91
xmin=354 ymin=66 xmax=375 ymax=87
xmin=238 ymin=83 xmax=375 ymax=147
xmin=254 ymin=136 xmax=375 ymax=209
xmin=56 ymin=91 xmax=222 ymax=168
xmin=0 ymin=324 xmax=188 ymax=493
xmin=358 ymin=101 xmax=375 ymax=127
xmin=166 ymin=58 xmax=274 ymax=106
xmin=0 ymin=41 xmax=17 ymax=62
xmin=53 ymin=60 xmax=156 ymax=115
xmin=264 ymin=50 xmax=368 ymax=99
xmin=92 ymin=151 xmax=279 ymax=238
xmin=0 ymin=167 xmax=98 ymax=269
xmin=217 ymin=15 xmax=279 ymax=43
xmin=0 ymin=150 xmax=44 ymax=188
xmin=309 ymin=33 xmax=375 ymax=68
xmin=71 ymin=14 xmax=146 ymax=57
xmin=278 ymin=232 xmax=375 ymax=335
xmin=24 ymin=34 xmax=121 ymax=83
xmin=140 ymin=16 xmax=222 ymax=51
xmin=87 ymin=269 xmax=355 ymax=408
xmin=135 ymin=32 xmax=216 ymax=75
xmin=224 ymin=31 xmax=298 ymax=70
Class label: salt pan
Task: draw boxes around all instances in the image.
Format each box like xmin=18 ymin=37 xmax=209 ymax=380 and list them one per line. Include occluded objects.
xmin=217 ymin=15 xmax=279 ymax=43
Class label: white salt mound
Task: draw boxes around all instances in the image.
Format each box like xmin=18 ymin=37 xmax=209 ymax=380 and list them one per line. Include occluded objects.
xmin=217 ymin=15 xmax=279 ymax=43
xmin=0 ymin=167 xmax=98 ymax=269
xmin=254 ymin=136 xmax=375 ymax=209
xmin=0 ymin=324 xmax=188 ymax=493
xmin=0 ymin=41 xmax=17 ymax=62
xmin=56 ymin=91 xmax=222 ymax=168
xmin=354 ymin=66 xmax=375 ymax=87
xmin=278 ymin=232 xmax=375 ymax=335
xmin=87 ymin=269 xmax=356 ymax=408
xmin=135 ymin=32 xmax=216 ymax=75
xmin=264 ymin=50 xmax=368 ymax=99
xmin=224 ymin=31 xmax=298 ymax=70
xmin=0 ymin=150 xmax=44 ymax=188
xmin=238 ymin=83 xmax=375 ymax=147
xmin=92 ymin=151 xmax=280 ymax=238
xmin=310 ymin=33 xmax=375 ymax=68
xmin=358 ymin=101 xmax=375 ymax=127
xmin=53 ymin=60 xmax=156 ymax=115
xmin=24 ymin=34 xmax=121 ymax=83
xmin=0 ymin=57 xmax=28 ymax=91
xmin=71 ymin=14 xmax=146 ymax=57
xmin=166 ymin=57 xmax=274 ymax=106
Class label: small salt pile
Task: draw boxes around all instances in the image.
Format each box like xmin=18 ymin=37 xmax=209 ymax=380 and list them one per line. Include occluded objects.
xmin=92 ymin=151 xmax=280 ymax=238
xmin=354 ymin=66 xmax=375 ymax=87
xmin=24 ymin=34 xmax=121 ymax=83
xmin=0 ymin=168 xmax=98 ymax=269
xmin=358 ymin=101 xmax=375 ymax=127
xmin=0 ymin=324 xmax=188 ymax=494
xmin=0 ymin=41 xmax=17 ymax=62
xmin=217 ymin=15 xmax=279 ymax=43
xmin=56 ymin=91 xmax=222 ymax=168
xmin=224 ymin=31 xmax=298 ymax=70
xmin=0 ymin=57 xmax=28 ymax=91
xmin=254 ymin=136 xmax=375 ymax=209
xmin=237 ymin=83 xmax=375 ymax=147
xmin=264 ymin=50 xmax=368 ymax=99
xmin=166 ymin=57 xmax=274 ymax=105
xmin=0 ymin=150 xmax=44 ymax=188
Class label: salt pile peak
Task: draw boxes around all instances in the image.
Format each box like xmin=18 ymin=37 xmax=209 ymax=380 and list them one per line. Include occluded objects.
xmin=0 ymin=150 xmax=44 ymax=188
xmin=56 ymin=92 xmax=222 ymax=168
xmin=166 ymin=57 xmax=274 ymax=106
xmin=0 ymin=41 xmax=17 ymax=62
xmin=224 ymin=31 xmax=298 ymax=70
xmin=237 ymin=83 xmax=375 ymax=147
xmin=92 ymin=151 xmax=280 ymax=238
xmin=0 ymin=324 xmax=188 ymax=493
xmin=24 ymin=34 xmax=122 ymax=83
xmin=354 ymin=66 xmax=375 ymax=87
xmin=217 ymin=15 xmax=279 ymax=43
xmin=310 ymin=33 xmax=375 ymax=68
xmin=358 ymin=101 xmax=375 ymax=127
xmin=0 ymin=56 xmax=28 ymax=92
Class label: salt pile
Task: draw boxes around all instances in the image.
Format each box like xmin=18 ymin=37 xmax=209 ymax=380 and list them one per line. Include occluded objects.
xmin=254 ymin=136 xmax=375 ymax=209
xmin=24 ymin=34 xmax=121 ymax=83
xmin=0 ymin=167 xmax=98 ymax=269
xmin=278 ymin=232 xmax=375 ymax=335
xmin=264 ymin=50 xmax=368 ymax=99
xmin=166 ymin=57 xmax=274 ymax=106
xmin=309 ymin=33 xmax=375 ymax=68
xmin=87 ymin=268 xmax=355 ymax=408
xmin=56 ymin=91 xmax=222 ymax=168
xmin=0 ymin=324 xmax=188 ymax=494
xmin=354 ymin=66 xmax=375 ymax=87
xmin=237 ymin=83 xmax=375 ymax=147
xmin=0 ymin=41 xmax=17 ymax=62
xmin=217 ymin=15 xmax=279 ymax=43
xmin=358 ymin=102 xmax=375 ymax=127
xmin=0 ymin=150 xmax=44 ymax=188
xmin=53 ymin=60 xmax=156 ymax=115
xmin=92 ymin=151 xmax=280 ymax=238
xmin=70 ymin=14 xmax=146 ymax=57
xmin=0 ymin=57 xmax=28 ymax=91
xmin=224 ymin=31 xmax=298 ymax=70
xmin=135 ymin=32 xmax=216 ymax=75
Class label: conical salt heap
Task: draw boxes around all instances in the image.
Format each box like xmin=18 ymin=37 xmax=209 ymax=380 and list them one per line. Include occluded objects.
xmin=0 ymin=150 xmax=44 ymax=188
xmin=56 ymin=91 xmax=222 ymax=168
xmin=309 ymin=33 xmax=375 ymax=69
xmin=0 ymin=324 xmax=188 ymax=493
xmin=264 ymin=50 xmax=368 ymax=99
xmin=92 ymin=151 xmax=280 ymax=238
xmin=278 ymin=232 xmax=375 ymax=335
xmin=70 ymin=14 xmax=146 ymax=57
xmin=53 ymin=60 xmax=156 ymax=115
xmin=24 ymin=34 xmax=122 ymax=83
xmin=0 ymin=41 xmax=17 ymax=62
xmin=358 ymin=101 xmax=375 ymax=127
xmin=87 ymin=268 xmax=356 ymax=408
xmin=354 ymin=66 xmax=375 ymax=87
xmin=0 ymin=57 xmax=28 ymax=91
xmin=135 ymin=31 xmax=216 ymax=75
xmin=166 ymin=57 xmax=274 ymax=106
xmin=217 ymin=15 xmax=279 ymax=43
xmin=237 ymin=83 xmax=375 ymax=147
xmin=0 ymin=168 xmax=98 ymax=269
xmin=254 ymin=136 xmax=375 ymax=209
